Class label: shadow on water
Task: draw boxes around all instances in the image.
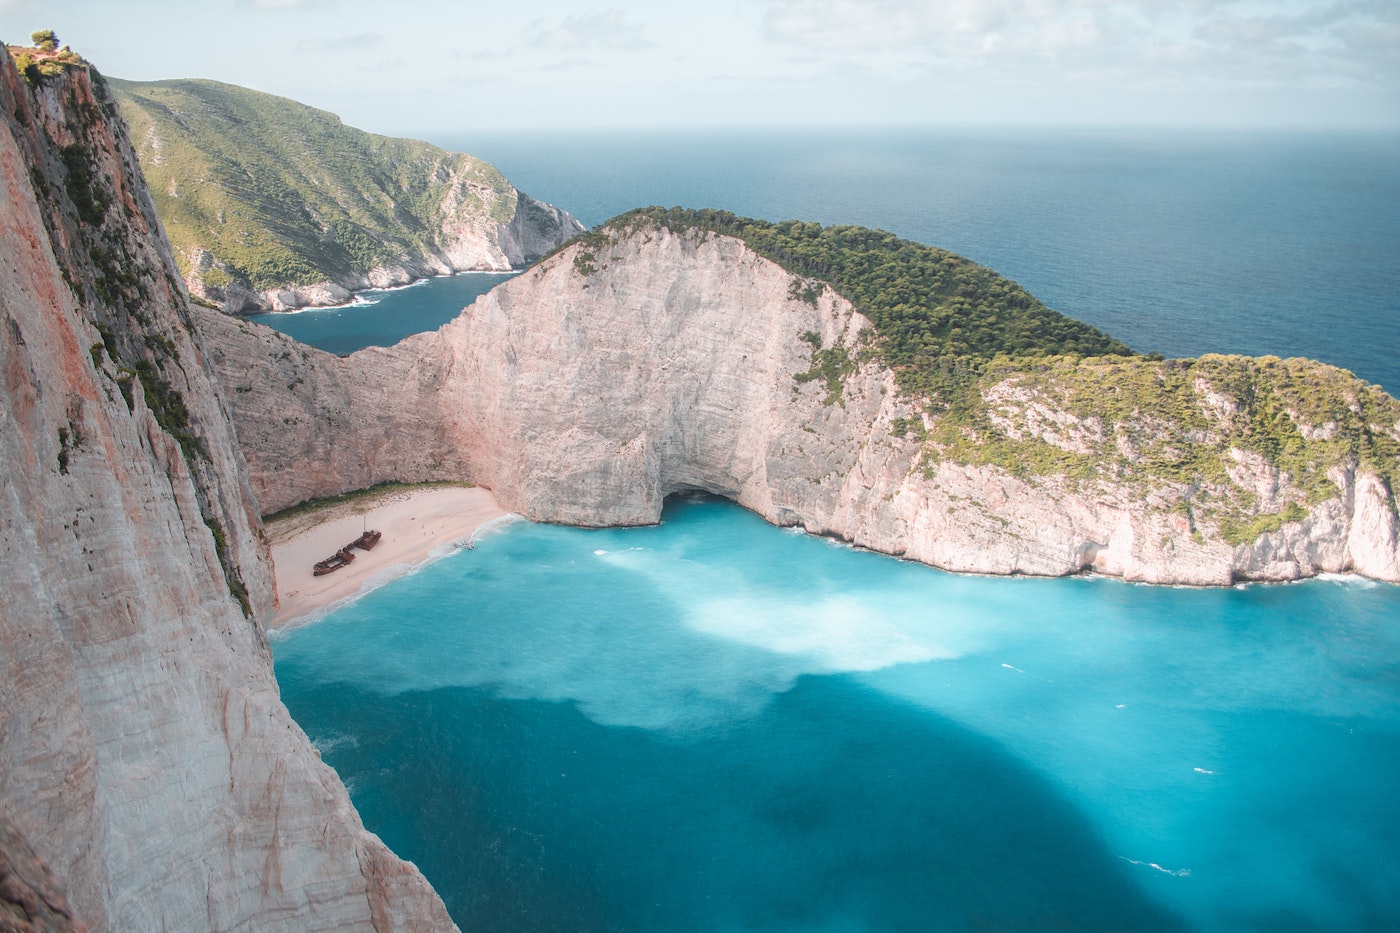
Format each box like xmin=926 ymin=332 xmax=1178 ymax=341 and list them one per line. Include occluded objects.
xmin=289 ymin=674 xmax=1189 ymax=932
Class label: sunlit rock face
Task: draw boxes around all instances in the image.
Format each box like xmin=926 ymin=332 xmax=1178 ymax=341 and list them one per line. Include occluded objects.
xmin=210 ymin=221 xmax=1400 ymax=586
xmin=111 ymin=75 xmax=586 ymax=315
xmin=0 ymin=47 xmax=455 ymax=932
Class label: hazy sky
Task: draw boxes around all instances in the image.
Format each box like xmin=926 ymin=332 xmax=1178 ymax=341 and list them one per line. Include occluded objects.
xmin=4 ymin=0 xmax=1397 ymax=136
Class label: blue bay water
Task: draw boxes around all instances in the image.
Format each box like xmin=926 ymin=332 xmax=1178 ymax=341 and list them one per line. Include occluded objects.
xmin=248 ymin=271 xmax=516 ymax=356
xmin=273 ymin=496 xmax=1400 ymax=932
xmin=263 ymin=129 xmax=1400 ymax=929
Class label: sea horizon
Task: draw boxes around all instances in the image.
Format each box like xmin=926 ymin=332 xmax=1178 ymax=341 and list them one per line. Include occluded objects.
xmin=265 ymin=125 xmax=1400 ymax=393
xmin=263 ymin=124 xmax=1400 ymax=932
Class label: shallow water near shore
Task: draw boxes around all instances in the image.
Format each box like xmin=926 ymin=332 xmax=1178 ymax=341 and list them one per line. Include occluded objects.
xmin=272 ymin=495 xmax=1400 ymax=931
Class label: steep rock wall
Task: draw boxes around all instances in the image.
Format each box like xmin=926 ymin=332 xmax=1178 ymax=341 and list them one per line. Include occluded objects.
xmin=195 ymin=310 xmax=478 ymax=512
xmin=111 ymin=77 xmax=585 ymax=314
xmin=0 ymin=49 xmax=455 ymax=931
xmin=222 ymin=188 xmax=586 ymax=314
xmin=210 ymin=224 xmax=1400 ymax=585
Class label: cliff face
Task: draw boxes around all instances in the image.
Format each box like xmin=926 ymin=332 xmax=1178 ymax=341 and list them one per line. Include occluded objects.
xmin=211 ymin=222 xmax=1400 ymax=586
xmin=111 ymin=77 xmax=585 ymax=313
xmin=0 ymin=49 xmax=455 ymax=931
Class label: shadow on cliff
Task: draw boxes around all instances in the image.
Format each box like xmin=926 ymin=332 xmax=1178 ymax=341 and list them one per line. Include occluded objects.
xmin=282 ymin=674 xmax=1191 ymax=933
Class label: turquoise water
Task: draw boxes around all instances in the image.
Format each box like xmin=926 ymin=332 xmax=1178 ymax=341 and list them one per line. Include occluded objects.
xmin=273 ymin=496 xmax=1400 ymax=932
xmin=248 ymin=271 xmax=516 ymax=356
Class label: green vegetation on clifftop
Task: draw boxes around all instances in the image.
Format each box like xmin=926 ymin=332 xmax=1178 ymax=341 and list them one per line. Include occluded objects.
xmin=109 ymin=78 xmax=525 ymax=292
xmin=604 ymin=206 xmax=1134 ymax=404
xmin=583 ymin=209 xmax=1399 ymax=546
xmin=950 ymin=353 xmax=1400 ymax=543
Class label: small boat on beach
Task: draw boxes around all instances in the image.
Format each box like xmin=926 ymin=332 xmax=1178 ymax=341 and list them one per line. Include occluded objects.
xmin=313 ymin=546 xmax=356 ymax=576
xmin=352 ymin=529 xmax=382 ymax=551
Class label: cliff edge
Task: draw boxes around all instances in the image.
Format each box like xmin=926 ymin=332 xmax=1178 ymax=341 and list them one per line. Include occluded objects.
xmin=205 ymin=215 xmax=1400 ymax=586
xmin=0 ymin=47 xmax=455 ymax=931
xmin=110 ymin=77 xmax=585 ymax=313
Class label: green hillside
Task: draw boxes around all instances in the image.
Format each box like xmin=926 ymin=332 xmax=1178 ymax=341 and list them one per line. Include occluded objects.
xmin=581 ymin=209 xmax=1400 ymax=540
xmin=109 ymin=77 xmax=536 ymax=293
xmin=595 ymin=207 xmax=1135 ymax=399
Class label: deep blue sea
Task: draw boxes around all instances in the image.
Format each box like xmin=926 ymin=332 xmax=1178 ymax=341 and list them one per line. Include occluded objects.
xmin=266 ymin=129 xmax=1400 ymax=930
xmin=275 ymin=496 xmax=1400 ymax=932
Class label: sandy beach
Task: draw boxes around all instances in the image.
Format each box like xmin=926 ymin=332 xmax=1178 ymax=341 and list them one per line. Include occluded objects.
xmin=265 ymin=484 xmax=509 ymax=628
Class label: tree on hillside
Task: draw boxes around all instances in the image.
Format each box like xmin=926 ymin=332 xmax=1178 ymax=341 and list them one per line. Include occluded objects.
xmin=31 ymin=29 xmax=58 ymax=51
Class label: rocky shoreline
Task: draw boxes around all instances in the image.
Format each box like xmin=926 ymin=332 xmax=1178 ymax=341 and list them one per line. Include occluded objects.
xmin=210 ymin=265 xmax=520 ymax=315
xmin=192 ymin=191 xmax=582 ymax=314
xmin=201 ymin=222 xmax=1400 ymax=588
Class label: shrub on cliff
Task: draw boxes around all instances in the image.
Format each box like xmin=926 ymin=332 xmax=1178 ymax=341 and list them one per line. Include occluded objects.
xmin=8 ymin=34 xmax=85 ymax=81
xmin=602 ymin=206 xmax=1134 ymax=405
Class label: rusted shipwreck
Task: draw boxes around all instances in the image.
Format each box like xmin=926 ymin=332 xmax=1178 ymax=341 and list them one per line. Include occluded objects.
xmin=313 ymin=547 xmax=356 ymax=576
xmin=311 ymin=528 xmax=382 ymax=575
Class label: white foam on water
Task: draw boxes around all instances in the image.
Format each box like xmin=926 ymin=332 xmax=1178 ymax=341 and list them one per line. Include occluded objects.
xmin=1119 ymin=856 xmax=1192 ymax=877
xmin=687 ymin=593 xmax=953 ymax=673
xmin=311 ymin=732 xmax=358 ymax=756
xmin=369 ymin=276 xmax=431 ymax=293
xmin=269 ymin=303 xmax=349 ymax=316
xmin=468 ymin=512 xmax=523 ymax=545
xmin=1316 ymin=572 xmax=1378 ymax=588
xmin=1194 ymin=767 xmax=1215 ymax=775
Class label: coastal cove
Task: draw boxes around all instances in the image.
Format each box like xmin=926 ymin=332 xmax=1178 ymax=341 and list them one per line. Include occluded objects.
xmin=251 ymin=126 xmax=1400 ymax=931
xmin=5 ymin=23 xmax=1396 ymax=933
xmin=264 ymin=484 xmax=508 ymax=626
xmin=247 ymin=271 xmax=518 ymax=356
xmin=272 ymin=494 xmax=1400 ymax=932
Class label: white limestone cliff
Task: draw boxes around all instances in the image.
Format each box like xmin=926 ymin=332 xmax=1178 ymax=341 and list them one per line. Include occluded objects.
xmin=195 ymin=187 xmax=586 ymax=314
xmin=204 ymin=222 xmax=1400 ymax=586
xmin=0 ymin=49 xmax=456 ymax=931
xmin=111 ymin=77 xmax=585 ymax=316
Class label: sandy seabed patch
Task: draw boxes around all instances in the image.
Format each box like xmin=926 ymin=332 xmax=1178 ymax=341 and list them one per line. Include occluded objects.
xmin=266 ymin=485 xmax=509 ymax=628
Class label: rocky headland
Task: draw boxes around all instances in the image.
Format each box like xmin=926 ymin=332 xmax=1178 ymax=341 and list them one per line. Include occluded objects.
xmin=0 ymin=47 xmax=455 ymax=931
xmin=204 ymin=210 xmax=1400 ymax=586
xmin=110 ymin=77 xmax=584 ymax=314
xmin=4 ymin=35 xmax=1398 ymax=933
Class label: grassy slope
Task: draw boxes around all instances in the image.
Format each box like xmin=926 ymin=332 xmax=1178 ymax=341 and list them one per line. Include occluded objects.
xmin=587 ymin=209 xmax=1400 ymax=542
xmin=110 ymin=77 xmax=518 ymax=289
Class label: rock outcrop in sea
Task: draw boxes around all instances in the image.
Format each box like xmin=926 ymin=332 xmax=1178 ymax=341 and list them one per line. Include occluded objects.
xmin=0 ymin=47 xmax=455 ymax=931
xmin=203 ymin=219 xmax=1400 ymax=586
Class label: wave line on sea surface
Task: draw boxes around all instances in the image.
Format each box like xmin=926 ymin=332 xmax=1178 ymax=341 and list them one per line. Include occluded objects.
xmin=1119 ymin=856 xmax=1191 ymax=877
